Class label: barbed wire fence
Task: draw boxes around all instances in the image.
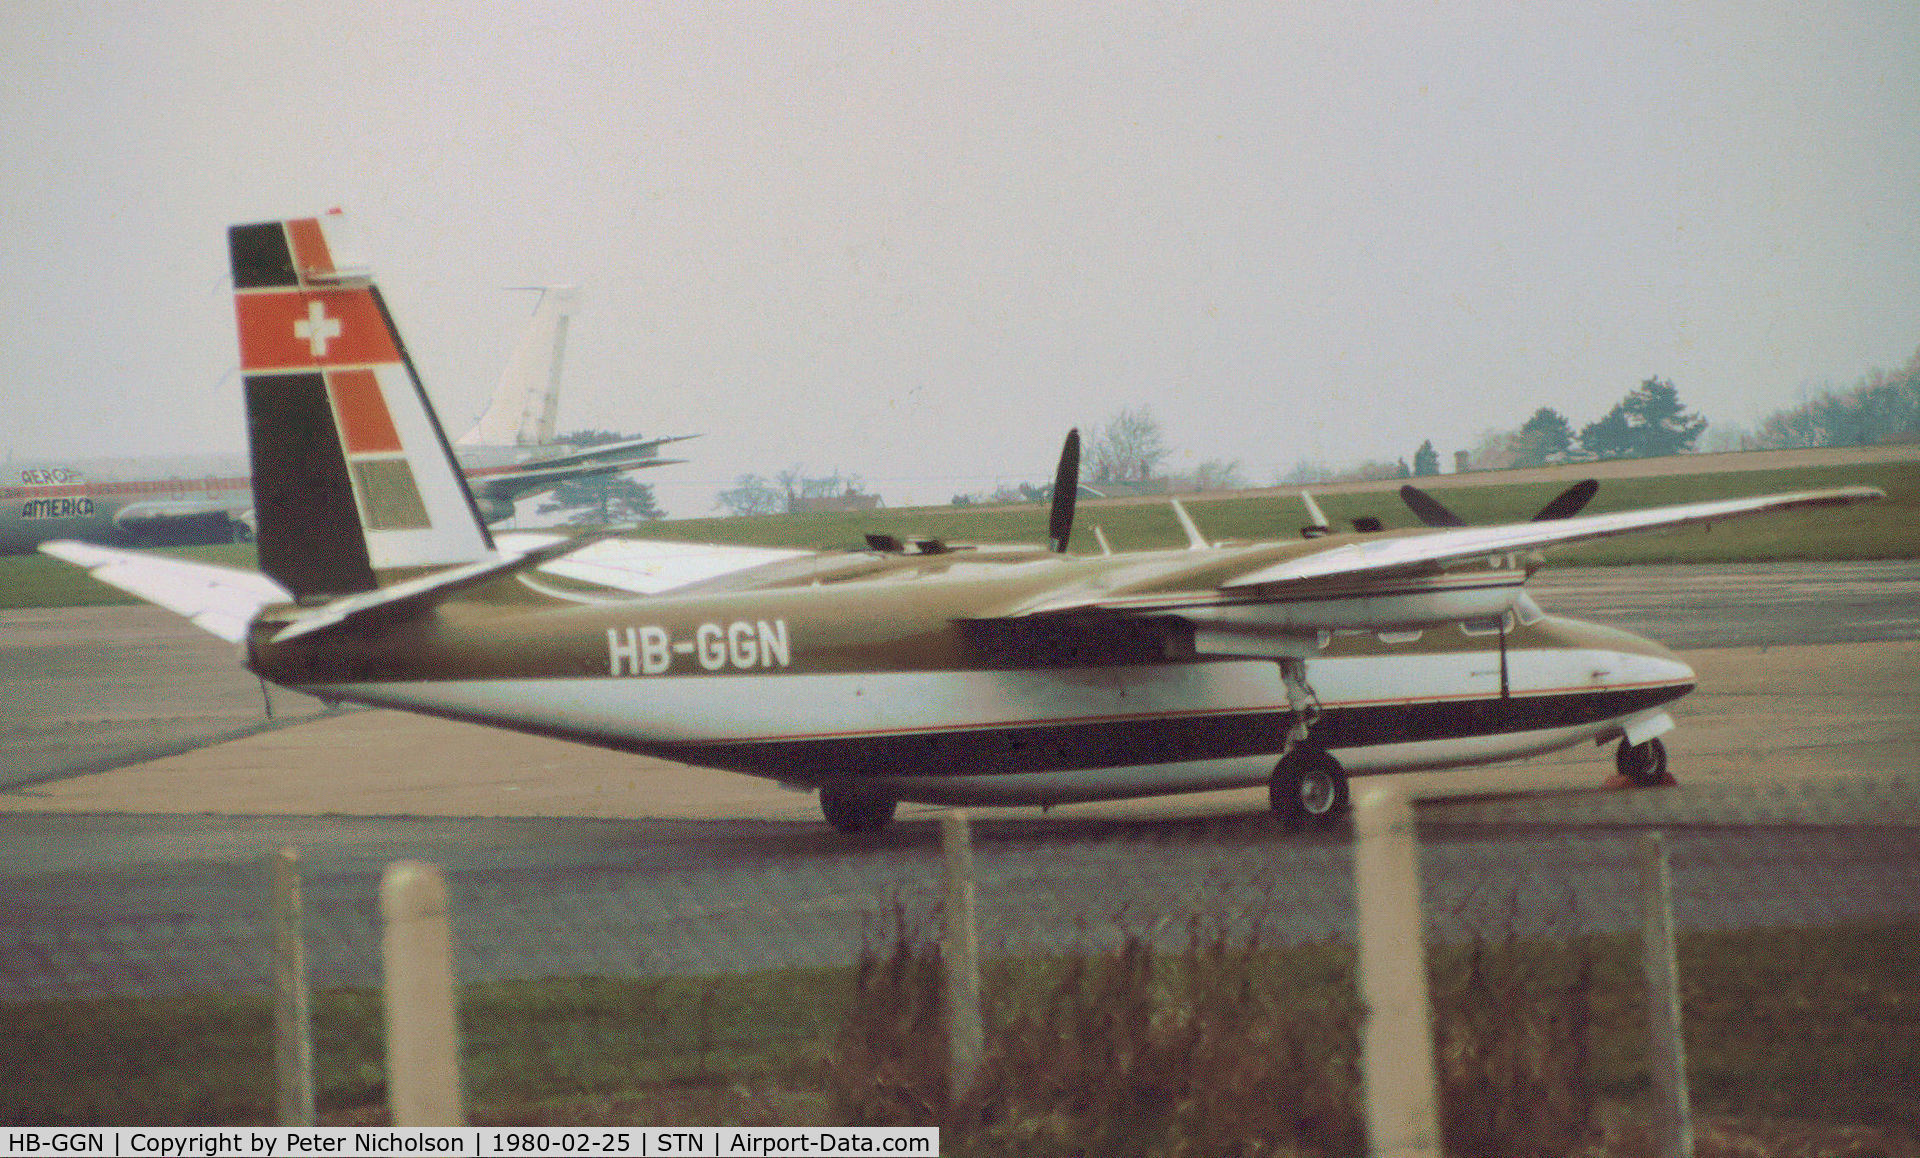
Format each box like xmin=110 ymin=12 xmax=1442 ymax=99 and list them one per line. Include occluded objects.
xmin=4 ymin=773 xmax=1919 ymax=1148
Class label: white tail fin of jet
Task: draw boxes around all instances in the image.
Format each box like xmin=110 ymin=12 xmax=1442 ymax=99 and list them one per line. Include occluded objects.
xmin=230 ymin=210 xmax=494 ymax=600
xmin=455 ymin=285 xmax=578 ymax=448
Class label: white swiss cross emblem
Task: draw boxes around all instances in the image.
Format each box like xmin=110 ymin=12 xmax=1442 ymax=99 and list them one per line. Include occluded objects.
xmin=293 ymin=300 xmax=342 ymax=358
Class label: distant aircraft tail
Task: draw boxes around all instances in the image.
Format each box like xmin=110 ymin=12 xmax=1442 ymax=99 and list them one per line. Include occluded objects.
xmin=455 ymin=285 xmax=578 ymax=448
xmin=229 ymin=211 xmax=493 ymax=601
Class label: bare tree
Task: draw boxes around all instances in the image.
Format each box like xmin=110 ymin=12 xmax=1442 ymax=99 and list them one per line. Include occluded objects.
xmin=1087 ymin=406 xmax=1169 ymax=485
xmin=1192 ymin=458 xmax=1246 ymax=491
xmin=1745 ymin=349 xmax=1920 ymax=449
xmin=774 ymin=465 xmax=807 ymax=509
xmin=714 ymin=474 xmax=784 ymax=516
xmin=722 ymin=466 xmax=870 ymax=515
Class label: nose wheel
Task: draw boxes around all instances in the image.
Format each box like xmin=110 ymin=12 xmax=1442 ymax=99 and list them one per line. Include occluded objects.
xmin=1271 ymin=748 xmax=1349 ymax=831
xmin=1614 ymin=736 xmax=1673 ymax=787
xmin=819 ymin=784 xmax=898 ymax=833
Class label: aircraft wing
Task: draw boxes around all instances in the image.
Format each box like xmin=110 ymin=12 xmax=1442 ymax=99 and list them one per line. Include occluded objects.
xmin=522 ymin=434 xmax=699 ymax=470
xmin=40 ymin=540 xmax=291 ymax=643
xmin=1003 ymin=485 xmax=1885 ymax=619
xmin=469 ymin=453 xmax=688 ymax=505
xmin=1220 ymin=486 xmax=1884 ymax=589
xmin=495 ymin=532 xmax=814 ymax=596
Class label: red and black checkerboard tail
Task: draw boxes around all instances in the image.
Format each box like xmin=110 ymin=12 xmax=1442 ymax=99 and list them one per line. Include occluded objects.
xmin=228 ymin=212 xmax=493 ymax=602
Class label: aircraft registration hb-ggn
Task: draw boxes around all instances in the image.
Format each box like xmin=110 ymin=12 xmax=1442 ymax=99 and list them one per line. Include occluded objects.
xmin=45 ymin=214 xmax=1884 ymax=833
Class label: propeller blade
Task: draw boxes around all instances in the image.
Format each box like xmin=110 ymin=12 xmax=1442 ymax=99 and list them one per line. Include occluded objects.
xmin=1398 ymin=484 xmax=1468 ymax=528
xmin=1048 ymin=428 xmax=1080 ymax=553
xmin=1532 ymin=478 xmax=1599 ymax=521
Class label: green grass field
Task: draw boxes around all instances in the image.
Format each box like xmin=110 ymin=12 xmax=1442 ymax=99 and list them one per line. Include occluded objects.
xmin=588 ymin=459 xmax=1920 ymax=563
xmin=3 ymin=460 xmax=1913 ymax=610
xmin=2 ymin=922 xmax=1913 ymax=1145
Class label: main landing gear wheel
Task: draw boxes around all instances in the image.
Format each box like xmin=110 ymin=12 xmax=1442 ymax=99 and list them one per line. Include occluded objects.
xmin=819 ymin=785 xmax=898 ymax=833
xmin=1271 ymin=749 xmax=1349 ymax=832
xmin=1615 ymin=736 xmax=1671 ymax=787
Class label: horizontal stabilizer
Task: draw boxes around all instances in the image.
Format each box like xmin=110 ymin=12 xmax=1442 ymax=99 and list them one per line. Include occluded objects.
xmin=494 ymin=532 xmax=813 ymax=596
xmin=40 ymin=540 xmax=290 ymax=643
xmin=269 ymin=534 xmax=612 ymax=643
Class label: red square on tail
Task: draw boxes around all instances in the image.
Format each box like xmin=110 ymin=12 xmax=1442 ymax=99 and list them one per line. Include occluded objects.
xmin=327 ymin=369 xmax=404 ymax=454
xmin=235 ymin=289 xmax=400 ymax=371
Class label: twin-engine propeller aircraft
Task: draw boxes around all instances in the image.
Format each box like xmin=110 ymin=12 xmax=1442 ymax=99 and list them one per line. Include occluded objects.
xmin=45 ymin=215 xmax=1884 ymax=833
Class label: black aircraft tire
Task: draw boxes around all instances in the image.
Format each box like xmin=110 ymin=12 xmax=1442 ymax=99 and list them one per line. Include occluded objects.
xmin=819 ymin=785 xmax=898 ymax=833
xmin=1616 ymin=736 xmax=1669 ymax=787
xmin=1271 ymin=749 xmax=1349 ymax=831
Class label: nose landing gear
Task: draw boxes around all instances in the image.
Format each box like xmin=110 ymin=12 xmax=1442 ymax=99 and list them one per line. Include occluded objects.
xmin=819 ymin=784 xmax=898 ymax=833
xmin=1613 ymin=736 xmax=1674 ymax=788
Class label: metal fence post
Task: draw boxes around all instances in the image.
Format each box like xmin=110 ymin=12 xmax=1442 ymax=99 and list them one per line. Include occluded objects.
xmin=1353 ymin=786 xmax=1442 ymax=1158
xmin=1638 ymin=833 xmax=1694 ymax=1158
xmin=942 ymin=810 xmax=984 ymax=1099
xmin=380 ymin=860 xmax=464 ymax=1126
xmin=270 ymin=847 xmax=313 ymax=1126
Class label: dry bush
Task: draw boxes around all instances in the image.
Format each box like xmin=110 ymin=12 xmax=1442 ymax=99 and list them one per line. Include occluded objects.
xmin=1431 ymin=935 xmax=1596 ymax=1157
xmin=829 ymin=905 xmax=1636 ymax=1157
xmin=821 ymin=912 xmax=948 ymax=1125
xmin=828 ymin=917 xmax=1362 ymax=1156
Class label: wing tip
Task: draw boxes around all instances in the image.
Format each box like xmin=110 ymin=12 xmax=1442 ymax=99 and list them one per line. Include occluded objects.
xmin=39 ymin=539 xmax=118 ymax=567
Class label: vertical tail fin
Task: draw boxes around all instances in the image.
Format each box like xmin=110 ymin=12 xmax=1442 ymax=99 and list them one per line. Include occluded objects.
xmin=454 ymin=285 xmax=578 ymax=448
xmin=230 ymin=211 xmax=493 ymax=601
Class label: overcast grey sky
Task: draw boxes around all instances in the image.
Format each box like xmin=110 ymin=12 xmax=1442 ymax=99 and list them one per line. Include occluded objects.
xmin=4 ymin=4 xmax=1917 ymax=516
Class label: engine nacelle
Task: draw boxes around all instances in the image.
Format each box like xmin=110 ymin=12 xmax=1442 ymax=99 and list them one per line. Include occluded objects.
xmin=474 ymin=496 xmax=517 ymax=524
xmin=1183 ymin=578 xmax=1526 ymax=657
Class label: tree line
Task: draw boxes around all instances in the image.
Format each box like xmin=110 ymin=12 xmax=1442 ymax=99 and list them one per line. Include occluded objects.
xmin=715 ymin=467 xmax=872 ymax=517
xmin=1494 ymin=376 xmax=1709 ymax=468
xmin=547 ymin=347 xmax=1918 ymax=523
xmin=1305 ymin=376 xmax=1712 ymax=484
xmin=1736 ymin=347 xmax=1920 ymax=451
